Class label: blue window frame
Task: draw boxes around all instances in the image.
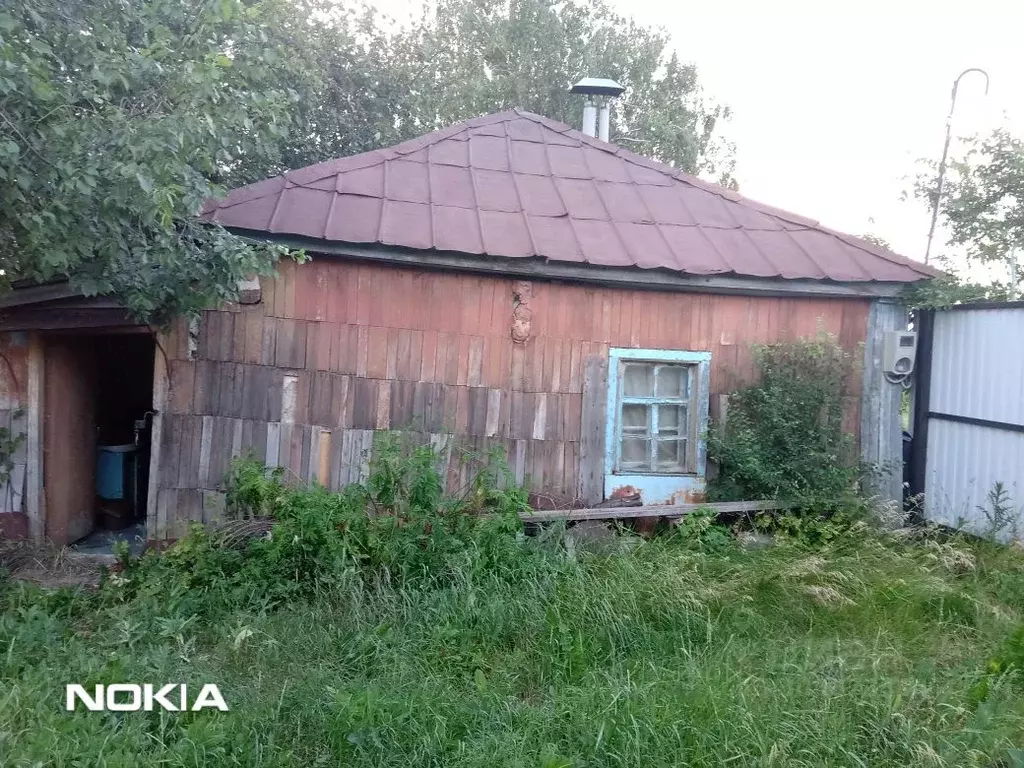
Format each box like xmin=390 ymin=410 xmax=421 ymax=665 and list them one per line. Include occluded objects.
xmin=605 ymin=348 xmax=711 ymax=478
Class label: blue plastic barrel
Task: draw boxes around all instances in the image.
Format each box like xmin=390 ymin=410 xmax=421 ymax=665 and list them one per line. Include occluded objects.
xmin=96 ymin=444 xmax=136 ymax=500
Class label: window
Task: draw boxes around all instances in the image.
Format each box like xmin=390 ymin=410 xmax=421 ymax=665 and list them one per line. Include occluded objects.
xmin=607 ymin=349 xmax=711 ymax=477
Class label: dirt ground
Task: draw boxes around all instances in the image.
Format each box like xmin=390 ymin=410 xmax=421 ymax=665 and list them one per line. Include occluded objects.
xmin=0 ymin=539 xmax=110 ymax=589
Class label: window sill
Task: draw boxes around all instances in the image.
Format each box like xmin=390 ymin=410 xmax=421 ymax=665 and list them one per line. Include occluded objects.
xmin=612 ymin=470 xmax=700 ymax=479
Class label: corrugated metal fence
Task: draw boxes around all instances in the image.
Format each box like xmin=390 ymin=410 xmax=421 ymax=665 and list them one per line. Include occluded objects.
xmin=912 ymin=304 xmax=1024 ymax=539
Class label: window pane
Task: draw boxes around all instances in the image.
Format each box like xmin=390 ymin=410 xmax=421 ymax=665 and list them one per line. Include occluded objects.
xmin=656 ymin=438 xmax=687 ymax=471
xmin=656 ymin=365 xmax=689 ymax=398
xmin=623 ymin=363 xmax=654 ymax=397
xmin=620 ymin=437 xmax=650 ymax=470
xmin=658 ymin=404 xmax=686 ymax=436
xmin=621 ymin=403 xmax=649 ymax=433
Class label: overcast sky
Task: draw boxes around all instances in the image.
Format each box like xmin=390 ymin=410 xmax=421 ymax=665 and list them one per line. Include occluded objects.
xmin=372 ymin=0 xmax=1023 ymax=268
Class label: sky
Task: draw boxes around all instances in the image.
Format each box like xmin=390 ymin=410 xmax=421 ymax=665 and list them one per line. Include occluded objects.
xmin=370 ymin=0 xmax=1023 ymax=270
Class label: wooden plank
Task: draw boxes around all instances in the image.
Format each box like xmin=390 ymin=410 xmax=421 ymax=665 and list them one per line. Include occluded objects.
xmin=579 ymin=354 xmax=608 ymax=505
xmin=25 ymin=334 xmax=42 ymax=540
xmin=485 ymin=389 xmax=501 ymax=437
xmin=260 ymin=315 xmax=277 ymax=365
xmin=218 ymin=362 xmax=240 ymax=418
xmin=202 ymin=490 xmax=226 ymax=525
xmin=276 ymin=319 xmax=308 ymax=369
xmin=337 ymin=375 xmax=354 ymax=429
xmin=389 ymin=380 xmax=413 ymax=429
xmin=198 ymin=310 xmax=217 ymax=360
xmin=264 ymin=367 xmax=282 ymax=422
xmin=317 ymin=429 xmax=331 ymax=486
xmin=338 ymin=429 xmax=354 ymax=487
xmin=359 ymin=429 xmax=373 ymax=483
xmin=198 ymin=415 xmax=214 ymax=488
xmin=385 ymin=328 xmax=400 ymax=380
xmin=352 ymin=378 xmax=377 ymax=430
xmin=509 ymin=391 xmax=525 ymax=439
xmin=220 ymin=311 xmax=238 ymax=361
xmin=305 ymin=425 xmax=319 ymax=484
xmin=155 ymin=488 xmax=177 ymax=540
xmin=376 ymin=380 xmax=391 ymax=429
xmin=395 ymin=329 xmax=412 ymax=379
xmin=468 ymin=336 xmax=484 ymax=387
xmin=281 ymin=374 xmax=298 ymax=423
xmin=230 ymin=417 xmax=244 ymax=460
xmin=468 ymin=386 xmax=488 ymax=436
xmin=187 ymin=415 xmax=204 ymax=489
xmin=173 ymin=415 xmax=192 ymax=488
xmin=265 ymin=422 xmax=281 ymax=467
xmin=519 ymin=499 xmax=797 ymax=523
xmin=243 ymin=310 xmax=264 ymax=365
xmin=421 ymin=330 xmax=438 ymax=382
xmin=311 ymin=370 xmax=334 ymax=426
xmin=426 ymin=382 xmax=446 ymax=433
xmin=329 ymin=427 xmax=345 ymax=489
xmin=366 ymin=327 xmax=387 ymax=378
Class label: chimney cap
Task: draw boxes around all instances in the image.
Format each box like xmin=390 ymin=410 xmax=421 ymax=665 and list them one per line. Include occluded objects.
xmin=570 ymin=77 xmax=626 ymax=97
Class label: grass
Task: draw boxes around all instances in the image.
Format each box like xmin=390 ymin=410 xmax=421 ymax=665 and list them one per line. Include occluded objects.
xmin=2 ymin=522 xmax=1024 ymax=767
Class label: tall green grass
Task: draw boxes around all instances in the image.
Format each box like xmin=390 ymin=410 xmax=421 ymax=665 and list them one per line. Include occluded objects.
xmin=2 ymin=443 xmax=1024 ymax=766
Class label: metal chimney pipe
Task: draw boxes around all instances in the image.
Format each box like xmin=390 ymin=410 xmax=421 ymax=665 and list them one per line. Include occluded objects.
xmin=582 ymin=99 xmax=598 ymax=138
xmin=570 ymin=78 xmax=625 ymax=140
xmin=598 ymin=100 xmax=611 ymax=142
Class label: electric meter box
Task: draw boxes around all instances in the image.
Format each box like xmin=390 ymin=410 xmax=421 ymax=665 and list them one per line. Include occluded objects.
xmin=882 ymin=330 xmax=918 ymax=376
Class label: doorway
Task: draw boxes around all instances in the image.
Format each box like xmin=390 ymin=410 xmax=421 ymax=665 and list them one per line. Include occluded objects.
xmin=42 ymin=331 xmax=155 ymax=549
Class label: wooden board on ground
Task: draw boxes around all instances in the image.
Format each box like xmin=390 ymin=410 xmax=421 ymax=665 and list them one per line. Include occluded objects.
xmin=518 ymin=499 xmax=797 ymax=523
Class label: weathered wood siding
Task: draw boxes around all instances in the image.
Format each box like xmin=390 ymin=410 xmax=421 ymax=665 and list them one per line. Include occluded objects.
xmin=151 ymin=258 xmax=871 ymax=538
xmin=0 ymin=332 xmax=28 ymax=537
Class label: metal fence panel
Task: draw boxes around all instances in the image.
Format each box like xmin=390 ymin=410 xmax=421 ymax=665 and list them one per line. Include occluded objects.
xmin=924 ymin=306 xmax=1024 ymax=539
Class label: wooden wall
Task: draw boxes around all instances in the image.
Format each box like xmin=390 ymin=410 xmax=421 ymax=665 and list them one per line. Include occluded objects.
xmin=152 ymin=258 xmax=871 ymax=538
xmin=0 ymin=332 xmax=28 ymax=537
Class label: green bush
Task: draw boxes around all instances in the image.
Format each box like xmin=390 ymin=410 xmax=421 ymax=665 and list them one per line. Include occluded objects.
xmin=111 ymin=433 xmax=542 ymax=612
xmin=707 ymin=333 xmax=860 ymax=507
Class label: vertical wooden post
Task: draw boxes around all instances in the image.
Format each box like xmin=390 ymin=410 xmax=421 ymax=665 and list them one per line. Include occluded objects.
xmin=147 ymin=332 xmax=171 ymax=540
xmin=579 ymin=354 xmax=608 ymax=505
xmin=25 ymin=333 xmax=43 ymax=541
xmin=860 ymin=300 xmax=908 ymax=503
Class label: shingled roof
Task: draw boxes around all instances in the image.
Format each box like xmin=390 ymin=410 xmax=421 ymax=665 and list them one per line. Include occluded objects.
xmin=202 ymin=109 xmax=937 ymax=284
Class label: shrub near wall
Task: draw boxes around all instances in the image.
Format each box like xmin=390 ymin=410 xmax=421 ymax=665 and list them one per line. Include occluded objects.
xmin=707 ymin=333 xmax=860 ymax=507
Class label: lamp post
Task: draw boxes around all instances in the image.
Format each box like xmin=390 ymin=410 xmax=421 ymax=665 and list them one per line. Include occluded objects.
xmin=924 ymin=68 xmax=990 ymax=265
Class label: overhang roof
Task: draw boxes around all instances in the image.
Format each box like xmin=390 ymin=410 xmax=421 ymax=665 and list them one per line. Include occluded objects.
xmin=201 ymin=109 xmax=939 ymax=285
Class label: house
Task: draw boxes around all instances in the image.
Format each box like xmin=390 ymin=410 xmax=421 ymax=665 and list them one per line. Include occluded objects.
xmin=0 ymin=109 xmax=936 ymax=544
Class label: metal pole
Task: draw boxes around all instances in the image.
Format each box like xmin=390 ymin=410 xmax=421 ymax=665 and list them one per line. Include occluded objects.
xmin=598 ymin=100 xmax=611 ymax=142
xmin=924 ymin=68 xmax=989 ymax=265
xmin=1010 ymin=248 xmax=1019 ymax=300
xmin=581 ymin=99 xmax=598 ymax=138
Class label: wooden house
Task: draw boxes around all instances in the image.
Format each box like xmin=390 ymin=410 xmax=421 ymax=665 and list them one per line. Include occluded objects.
xmin=0 ymin=110 xmax=936 ymax=543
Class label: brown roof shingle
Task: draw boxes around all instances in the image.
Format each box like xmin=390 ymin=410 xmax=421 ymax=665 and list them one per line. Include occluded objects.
xmin=202 ymin=110 xmax=937 ymax=284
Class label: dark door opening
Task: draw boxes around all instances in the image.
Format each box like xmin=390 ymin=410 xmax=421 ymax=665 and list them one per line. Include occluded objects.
xmin=43 ymin=331 xmax=155 ymax=549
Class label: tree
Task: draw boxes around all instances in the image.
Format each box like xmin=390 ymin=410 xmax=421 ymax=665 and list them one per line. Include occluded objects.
xmin=914 ymin=128 xmax=1023 ymax=304
xmin=1 ymin=0 xmax=734 ymax=322
xmin=397 ymin=0 xmax=735 ymax=183
xmin=0 ymin=0 xmax=298 ymax=324
xmin=235 ymin=0 xmax=735 ymax=187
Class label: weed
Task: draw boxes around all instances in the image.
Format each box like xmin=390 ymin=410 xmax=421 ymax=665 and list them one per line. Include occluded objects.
xmin=671 ymin=507 xmax=735 ymax=554
xmin=3 ymin=436 xmax=1024 ymax=765
xmin=978 ymin=481 xmax=1018 ymax=540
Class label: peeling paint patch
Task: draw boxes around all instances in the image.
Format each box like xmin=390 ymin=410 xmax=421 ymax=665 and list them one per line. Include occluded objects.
xmin=609 ymin=485 xmax=639 ymax=500
xmin=604 ymin=473 xmax=706 ymax=505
